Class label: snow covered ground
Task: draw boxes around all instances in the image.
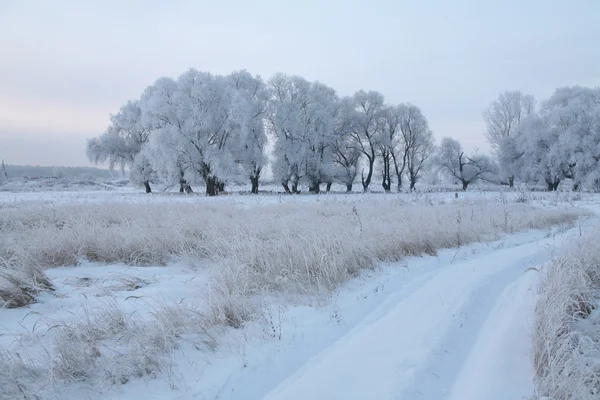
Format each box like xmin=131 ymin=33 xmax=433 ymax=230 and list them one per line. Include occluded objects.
xmin=0 ymin=187 xmax=595 ymax=400
xmin=255 ymin=229 xmax=579 ymax=400
xmin=0 ymin=181 xmax=587 ymax=207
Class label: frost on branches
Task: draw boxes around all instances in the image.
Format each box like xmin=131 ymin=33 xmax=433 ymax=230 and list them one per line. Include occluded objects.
xmin=495 ymin=87 xmax=600 ymax=191
xmin=436 ymin=137 xmax=495 ymax=191
xmin=87 ymin=69 xmax=599 ymax=194
xmin=86 ymin=67 xmax=438 ymax=195
xmin=87 ymin=70 xmax=268 ymax=195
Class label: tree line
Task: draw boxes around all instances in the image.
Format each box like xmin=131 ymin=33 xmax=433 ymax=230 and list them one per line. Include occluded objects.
xmin=483 ymin=87 xmax=600 ymax=191
xmin=87 ymin=70 xmax=434 ymax=195
xmin=87 ymin=68 xmax=600 ymax=194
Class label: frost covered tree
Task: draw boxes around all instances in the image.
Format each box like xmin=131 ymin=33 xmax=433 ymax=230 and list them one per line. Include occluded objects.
xmin=143 ymin=126 xmax=193 ymax=193
xmin=497 ymin=86 xmax=600 ymax=191
xmin=436 ymin=137 xmax=494 ymax=190
xmin=378 ymin=106 xmax=400 ymax=192
xmin=332 ymin=138 xmax=360 ymax=192
xmin=483 ymin=91 xmax=535 ymax=153
xmin=510 ymin=114 xmax=570 ymax=191
xmin=497 ymin=135 xmax=523 ymax=187
xmin=507 ymin=86 xmax=600 ymax=191
xmin=483 ymin=91 xmax=535 ymax=187
xmin=398 ymin=104 xmax=435 ymax=191
xmin=302 ymin=81 xmax=338 ymax=193
xmin=130 ymin=151 xmax=158 ymax=193
xmin=87 ymin=100 xmax=154 ymax=192
xmin=331 ymin=98 xmax=360 ymax=192
xmin=144 ymin=71 xmax=233 ymax=196
xmin=267 ymin=74 xmax=310 ymax=194
xmin=351 ymin=90 xmax=385 ymax=192
xmin=227 ymin=70 xmax=269 ymax=194
xmin=542 ymin=86 xmax=600 ymax=190
xmin=377 ymin=104 xmax=434 ymax=192
xmin=140 ymin=69 xmax=268 ymax=196
xmin=138 ymin=76 xmax=194 ymax=193
xmin=267 ymin=74 xmax=342 ymax=194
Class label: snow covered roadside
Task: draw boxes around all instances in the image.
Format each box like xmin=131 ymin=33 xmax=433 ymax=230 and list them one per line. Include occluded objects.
xmin=0 ymin=196 xmax=588 ymax=399
xmin=447 ymin=270 xmax=538 ymax=400
xmin=532 ymin=214 xmax=600 ymax=399
xmin=258 ymin=228 xmax=573 ymax=400
xmin=90 ymin=224 xmax=583 ymax=400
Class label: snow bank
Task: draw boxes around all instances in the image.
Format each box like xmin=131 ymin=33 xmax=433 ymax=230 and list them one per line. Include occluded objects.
xmin=533 ymin=224 xmax=600 ymax=399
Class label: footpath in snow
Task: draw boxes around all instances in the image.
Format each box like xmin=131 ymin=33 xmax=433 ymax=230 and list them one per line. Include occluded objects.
xmin=257 ymin=229 xmax=575 ymax=400
xmin=99 ymin=223 xmax=586 ymax=400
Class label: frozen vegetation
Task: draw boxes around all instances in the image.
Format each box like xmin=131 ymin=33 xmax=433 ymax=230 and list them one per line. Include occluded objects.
xmin=82 ymin=67 xmax=600 ymax=196
xmin=1 ymin=67 xmax=599 ymax=400
xmin=533 ymin=210 xmax=600 ymax=399
xmin=0 ymin=188 xmax=590 ymax=399
xmin=1 ymin=0 xmax=598 ymax=397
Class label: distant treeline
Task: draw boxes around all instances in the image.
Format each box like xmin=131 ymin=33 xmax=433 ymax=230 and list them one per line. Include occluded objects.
xmin=3 ymin=165 xmax=119 ymax=179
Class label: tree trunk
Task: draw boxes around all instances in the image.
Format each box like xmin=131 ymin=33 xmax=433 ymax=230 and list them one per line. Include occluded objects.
xmin=381 ymin=154 xmax=391 ymax=193
xmin=362 ymin=157 xmax=375 ymax=192
xmin=346 ymin=183 xmax=353 ymax=192
xmin=508 ymin=176 xmax=515 ymax=188
xmin=309 ymin=181 xmax=320 ymax=194
xmin=206 ymin=177 xmax=218 ymax=196
xmin=382 ymin=162 xmax=391 ymax=192
xmin=391 ymin=151 xmax=406 ymax=194
xmin=144 ymin=181 xmax=152 ymax=193
xmin=462 ymin=180 xmax=469 ymax=191
xmin=546 ymin=179 xmax=560 ymax=191
xmin=291 ymin=181 xmax=300 ymax=194
xmin=382 ymin=179 xmax=391 ymax=192
xmin=250 ymin=176 xmax=259 ymax=194
xmin=180 ymin=179 xmax=193 ymax=194
xmin=553 ymin=181 xmax=560 ymax=191
xmin=409 ymin=177 xmax=417 ymax=192
xmin=282 ymin=181 xmax=291 ymax=194
xmin=326 ymin=182 xmax=332 ymax=192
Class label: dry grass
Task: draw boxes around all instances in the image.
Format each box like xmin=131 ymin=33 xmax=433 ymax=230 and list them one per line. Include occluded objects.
xmin=532 ymin=225 xmax=600 ymax=399
xmin=0 ymin=199 xmax=583 ymax=298
xmin=1 ymin=298 xmax=219 ymax=398
xmin=0 ymin=199 xmax=584 ymax=317
xmin=0 ymin=197 xmax=587 ymax=398
xmin=0 ymin=263 xmax=54 ymax=309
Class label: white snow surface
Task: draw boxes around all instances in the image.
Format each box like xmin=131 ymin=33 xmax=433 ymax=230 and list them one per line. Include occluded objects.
xmin=95 ymin=224 xmax=582 ymax=400
xmin=260 ymin=233 xmax=553 ymax=400
xmin=0 ymin=188 xmax=593 ymax=400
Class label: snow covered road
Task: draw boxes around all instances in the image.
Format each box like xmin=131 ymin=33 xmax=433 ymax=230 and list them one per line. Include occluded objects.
xmin=94 ymin=223 xmax=585 ymax=400
xmin=259 ymin=232 xmax=564 ymax=400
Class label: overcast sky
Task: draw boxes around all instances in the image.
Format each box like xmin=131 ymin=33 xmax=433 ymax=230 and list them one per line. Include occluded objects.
xmin=1 ymin=0 xmax=599 ymax=167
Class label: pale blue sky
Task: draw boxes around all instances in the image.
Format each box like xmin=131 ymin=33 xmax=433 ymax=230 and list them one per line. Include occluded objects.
xmin=1 ymin=0 xmax=599 ymax=166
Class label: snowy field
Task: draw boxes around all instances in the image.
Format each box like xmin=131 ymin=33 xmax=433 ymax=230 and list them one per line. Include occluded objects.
xmin=0 ymin=186 xmax=597 ymax=400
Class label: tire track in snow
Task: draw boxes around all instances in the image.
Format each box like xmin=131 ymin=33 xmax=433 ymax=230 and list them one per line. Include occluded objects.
xmin=446 ymin=271 xmax=538 ymax=400
xmin=261 ymin=231 xmax=572 ymax=400
xmin=404 ymin=256 xmax=541 ymax=399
